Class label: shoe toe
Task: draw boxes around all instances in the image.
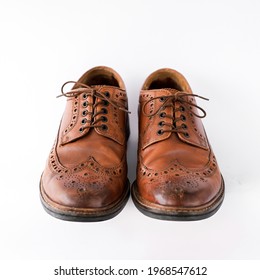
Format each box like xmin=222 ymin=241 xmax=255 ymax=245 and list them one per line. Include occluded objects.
xmin=41 ymin=173 xmax=125 ymax=209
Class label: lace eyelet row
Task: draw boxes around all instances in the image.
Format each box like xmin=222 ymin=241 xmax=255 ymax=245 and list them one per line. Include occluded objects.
xmin=79 ymin=91 xmax=110 ymax=133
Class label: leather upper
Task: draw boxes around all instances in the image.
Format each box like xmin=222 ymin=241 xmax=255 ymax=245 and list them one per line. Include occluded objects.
xmin=41 ymin=67 xmax=129 ymax=209
xmin=136 ymin=69 xmax=222 ymax=208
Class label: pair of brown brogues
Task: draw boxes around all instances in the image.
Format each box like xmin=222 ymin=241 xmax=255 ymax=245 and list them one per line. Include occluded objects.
xmin=40 ymin=66 xmax=224 ymax=222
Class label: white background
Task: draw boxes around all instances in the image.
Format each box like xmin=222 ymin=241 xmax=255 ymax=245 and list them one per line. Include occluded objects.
xmin=0 ymin=0 xmax=259 ymax=260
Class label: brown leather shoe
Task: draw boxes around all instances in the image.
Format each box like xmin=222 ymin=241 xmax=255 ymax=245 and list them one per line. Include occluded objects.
xmin=40 ymin=66 xmax=130 ymax=221
xmin=132 ymin=68 xmax=224 ymax=221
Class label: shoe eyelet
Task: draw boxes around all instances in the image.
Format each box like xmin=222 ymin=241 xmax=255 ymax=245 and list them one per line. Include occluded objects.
xmin=159 ymin=112 xmax=166 ymax=118
xmin=157 ymin=129 xmax=164 ymax=135
xmin=79 ymin=127 xmax=84 ymax=133
xmin=82 ymin=110 xmax=87 ymax=116
xmin=159 ymin=97 xmax=166 ymax=102
xmin=101 ymin=116 xmax=108 ymax=122
xmin=101 ymin=108 xmax=108 ymax=114
xmin=180 ymin=106 xmax=185 ymax=112
xmin=104 ymin=91 xmax=110 ymax=98
xmin=184 ymin=132 xmax=190 ymax=138
xmin=101 ymin=124 xmax=108 ymax=131
xmin=83 ymin=93 xmax=87 ymax=99
xmin=83 ymin=101 xmax=88 ymax=107
xmin=103 ymin=100 xmax=109 ymax=106
xmin=81 ymin=118 xmax=87 ymax=124
xmin=181 ymin=115 xmax=186 ymax=121
xmin=181 ymin=124 xmax=187 ymax=129
xmin=158 ymin=121 xmax=165 ymax=127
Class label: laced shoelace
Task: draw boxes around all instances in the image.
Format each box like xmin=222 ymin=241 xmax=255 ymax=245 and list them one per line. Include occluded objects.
xmin=142 ymin=91 xmax=209 ymax=137
xmin=57 ymin=81 xmax=130 ymax=131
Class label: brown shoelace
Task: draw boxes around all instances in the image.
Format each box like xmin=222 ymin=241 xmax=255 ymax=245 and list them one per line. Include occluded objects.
xmin=142 ymin=91 xmax=208 ymax=137
xmin=57 ymin=81 xmax=130 ymax=131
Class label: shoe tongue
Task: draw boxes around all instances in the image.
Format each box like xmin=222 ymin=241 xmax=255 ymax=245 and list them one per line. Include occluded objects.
xmin=91 ymin=85 xmax=120 ymax=91
xmin=140 ymin=88 xmax=180 ymax=101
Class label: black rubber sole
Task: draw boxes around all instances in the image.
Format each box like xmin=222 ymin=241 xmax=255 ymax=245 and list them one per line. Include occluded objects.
xmin=40 ymin=179 xmax=130 ymax=222
xmin=131 ymin=177 xmax=225 ymax=221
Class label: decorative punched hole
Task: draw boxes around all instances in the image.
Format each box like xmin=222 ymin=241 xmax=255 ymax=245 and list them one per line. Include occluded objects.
xmin=175 ymin=174 xmax=180 ymax=176
xmin=160 ymin=112 xmax=166 ymax=118
xmin=101 ymin=116 xmax=108 ymax=122
xmin=143 ymin=171 xmax=146 ymax=175
xmin=84 ymin=173 xmax=88 ymax=176
xmin=75 ymin=101 xmax=78 ymax=105
xmin=80 ymin=163 xmax=85 ymax=167
xmin=157 ymin=129 xmax=164 ymax=135
xmin=73 ymin=116 xmax=76 ymax=120
xmin=155 ymin=173 xmax=158 ymax=176
xmin=74 ymin=109 xmax=77 ymax=113
xmin=164 ymin=171 xmax=168 ymax=174
xmin=74 ymin=168 xmax=77 ymax=171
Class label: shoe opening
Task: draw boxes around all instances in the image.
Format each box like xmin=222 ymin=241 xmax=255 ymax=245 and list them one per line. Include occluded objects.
xmin=82 ymin=67 xmax=121 ymax=87
xmin=142 ymin=68 xmax=191 ymax=92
